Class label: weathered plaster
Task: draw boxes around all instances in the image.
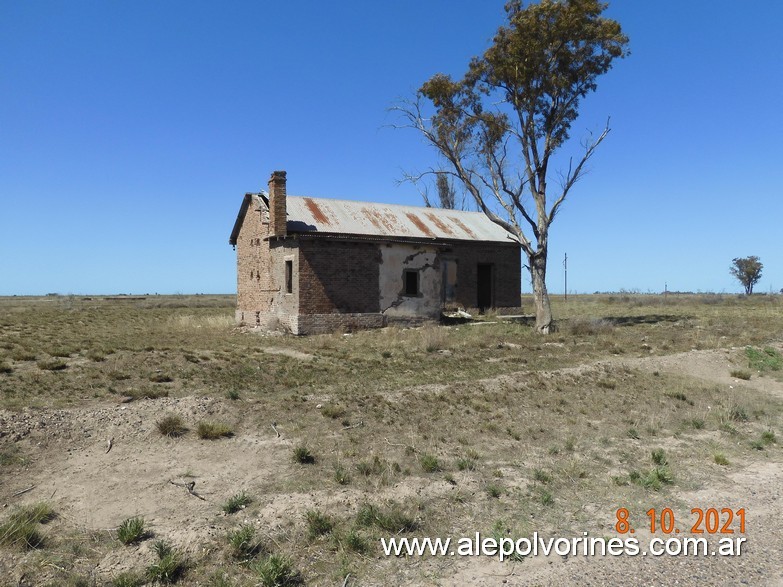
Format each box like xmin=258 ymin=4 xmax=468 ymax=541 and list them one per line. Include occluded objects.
xmin=379 ymin=244 xmax=442 ymax=318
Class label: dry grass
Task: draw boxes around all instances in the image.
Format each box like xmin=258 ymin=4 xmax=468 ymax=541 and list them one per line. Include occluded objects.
xmin=197 ymin=421 xmax=234 ymax=440
xmin=1 ymin=293 xmax=782 ymax=584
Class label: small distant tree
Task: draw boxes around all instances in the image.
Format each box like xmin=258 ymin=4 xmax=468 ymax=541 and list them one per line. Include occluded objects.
xmin=730 ymin=256 xmax=763 ymax=295
xmin=422 ymin=172 xmax=467 ymax=210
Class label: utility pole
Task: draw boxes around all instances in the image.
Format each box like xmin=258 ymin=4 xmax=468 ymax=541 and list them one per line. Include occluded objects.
xmin=563 ymin=252 xmax=568 ymax=303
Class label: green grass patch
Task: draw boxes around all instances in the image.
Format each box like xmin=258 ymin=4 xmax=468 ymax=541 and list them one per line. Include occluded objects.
xmin=117 ymin=516 xmax=147 ymax=545
xmin=746 ymin=346 xmax=783 ymax=372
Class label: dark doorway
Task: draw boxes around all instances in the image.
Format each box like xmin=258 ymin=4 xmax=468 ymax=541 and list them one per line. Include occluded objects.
xmin=477 ymin=263 xmax=493 ymax=311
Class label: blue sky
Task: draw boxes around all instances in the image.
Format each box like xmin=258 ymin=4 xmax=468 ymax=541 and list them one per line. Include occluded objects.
xmin=1 ymin=1 xmax=781 ymax=295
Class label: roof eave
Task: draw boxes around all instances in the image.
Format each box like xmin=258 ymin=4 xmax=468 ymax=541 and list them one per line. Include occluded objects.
xmin=268 ymin=231 xmax=521 ymax=247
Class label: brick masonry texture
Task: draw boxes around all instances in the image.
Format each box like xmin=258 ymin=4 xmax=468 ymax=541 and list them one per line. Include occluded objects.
xmin=297 ymin=239 xmax=381 ymax=315
xmin=447 ymin=242 xmax=521 ymax=309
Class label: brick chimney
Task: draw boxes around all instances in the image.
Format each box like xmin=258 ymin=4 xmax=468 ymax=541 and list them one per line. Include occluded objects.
xmin=268 ymin=170 xmax=287 ymax=237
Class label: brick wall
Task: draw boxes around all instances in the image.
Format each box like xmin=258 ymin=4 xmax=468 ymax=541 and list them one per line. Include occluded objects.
xmin=235 ymin=196 xmax=272 ymax=322
xmin=297 ymin=239 xmax=381 ymax=315
xmin=447 ymin=242 xmax=521 ymax=309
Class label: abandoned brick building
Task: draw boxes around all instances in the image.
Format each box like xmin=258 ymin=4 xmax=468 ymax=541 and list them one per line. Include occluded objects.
xmin=229 ymin=171 xmax=522 ymax=334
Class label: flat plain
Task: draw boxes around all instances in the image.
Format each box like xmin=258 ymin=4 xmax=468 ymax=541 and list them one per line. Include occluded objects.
xmin=1 ymin=294 xmax=782 ymax=586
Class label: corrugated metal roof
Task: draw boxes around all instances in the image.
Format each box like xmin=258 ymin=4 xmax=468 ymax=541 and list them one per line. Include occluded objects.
xmin=282 ymin=196 xmax=517 ymax=243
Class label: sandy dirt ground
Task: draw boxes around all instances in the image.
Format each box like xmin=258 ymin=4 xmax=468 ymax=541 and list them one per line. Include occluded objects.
xmin=1 ymin=346 xmax=781 ymax=586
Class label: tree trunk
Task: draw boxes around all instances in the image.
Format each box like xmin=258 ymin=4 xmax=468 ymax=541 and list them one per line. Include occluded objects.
xmin=529 ymin=252 xmax=553 ymax=334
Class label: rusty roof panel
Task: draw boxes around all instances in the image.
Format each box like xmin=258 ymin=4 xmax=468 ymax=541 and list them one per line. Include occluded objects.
xmin=405 ymin=212 xmax=435 ymax=237
xmin=303 ymin=197 xmax=331 ymax=226
xmin=447 ymin=216 xmax=477 ymax=239
xmin=283 ymin=196 xmax=517 ymax=243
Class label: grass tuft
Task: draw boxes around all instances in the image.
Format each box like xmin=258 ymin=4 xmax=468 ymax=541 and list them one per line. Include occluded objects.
xmin=10 ymin=502 xmax=56 ymax=525
xmin=356 ymin=503 xmax=418 ymax=533
xmin=342 ymin=528 xmax=369 ymax=553
xmin=305 ymin=510 xmax=334 ymax=539
xmin=146 ymin=541 xmax=185 ymax=584
xmin=651 ymin=448 xmax=668 ymax=466
xmin=197 ymin=421 xmax=234 ymax=440
xmin=333 ymin=465 xmax=351 ymax=485
xmin=532 ymin=468 xmax=551 ymax=484
xmin=227 ymin=524 xmax=262 ymax=561
xmin=222 ymin=491 xmax=252 ymax=514
xmin=0 ymin=518 xmax=43 ymax=550
xmin=713 ymin=453 xmax=730 ymax=466
xmin=0 ymin=502 xmax=57 ymax=550
xmin=111 ymin=572 xmax=144 ymax=587
xmin=569 ymin=318 xmax=614 ymax=335
xmin=538 ymin=489 xmax=554 ymax=506
xmin=37 ymin=359 xmax=67 ymax=371
xmin=419 ymin=453 xmax=441 ymax=473
xmin=320 ymin=404 xmax=346 ymax=419
xmin=149 ymin=373 xmax=174 ymax=383
xmin=631 ymin=466 xmax=674 ymax=491
xmin=292 ymin=444 xmax=315 ymax=464
xmin=486 ymin=483 xmax=502 ymax=498
xmin=254 ymin=554 xmax=302 ymax=587
xmin=117 ymin=516 xmax=147 ymax=545
xmin=127 ymin=387 xmax=169 ymax=400
xmin=157 ymin=414 xmax=188 ymax=438
xmin=728 ymin=405 xmax=749 ymax=422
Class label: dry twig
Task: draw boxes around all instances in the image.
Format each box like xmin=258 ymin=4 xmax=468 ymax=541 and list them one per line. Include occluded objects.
xmin=12 ymin=485 xmax=35 ymax=498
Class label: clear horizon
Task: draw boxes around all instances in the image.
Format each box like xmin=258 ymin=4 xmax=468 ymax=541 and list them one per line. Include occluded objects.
xmin=2 ymin=1 xmax=781 ymax=296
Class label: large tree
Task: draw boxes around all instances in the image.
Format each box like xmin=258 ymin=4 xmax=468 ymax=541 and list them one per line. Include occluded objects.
xmin=396 ymin=0 xmax=628 ymax=333
xmin=730 ymin=256 xmax=763 ymax=295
